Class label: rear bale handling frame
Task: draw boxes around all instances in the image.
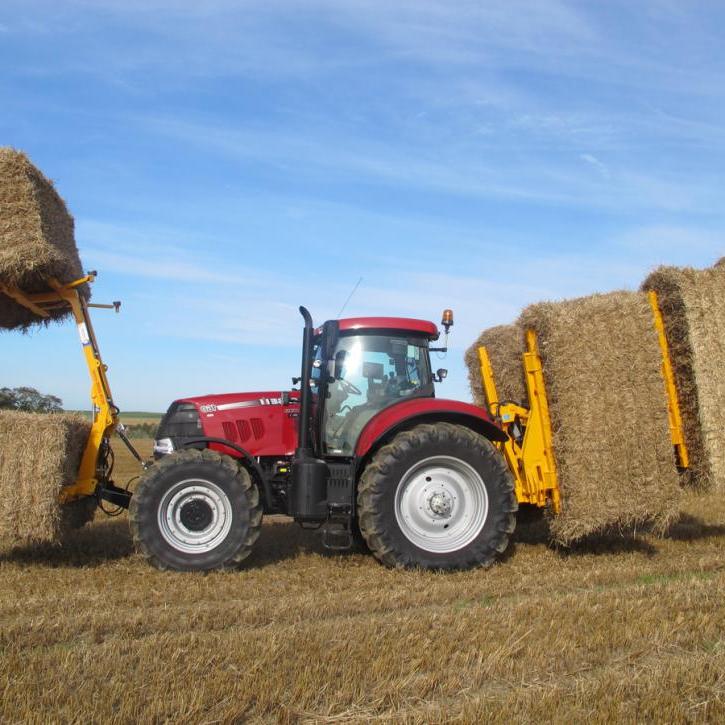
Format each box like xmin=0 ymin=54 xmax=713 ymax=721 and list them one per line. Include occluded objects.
xmin=477 ymin=291 xmax=690 ymax=515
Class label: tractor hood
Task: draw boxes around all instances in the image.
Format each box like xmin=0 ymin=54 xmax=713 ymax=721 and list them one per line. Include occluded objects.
xmin=155 ymin=391 xmax=300 ymax=459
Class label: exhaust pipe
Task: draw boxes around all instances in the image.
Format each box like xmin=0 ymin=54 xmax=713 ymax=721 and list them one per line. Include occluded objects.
xmin=296 ymin=305 xmax=314 ymax=455
xmin=291 ymin=306 xmax=328 ymax=521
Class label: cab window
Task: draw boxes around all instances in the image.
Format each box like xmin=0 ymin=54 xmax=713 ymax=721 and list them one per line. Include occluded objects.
xmin=323 ymin=334 xmax=432 ymax=456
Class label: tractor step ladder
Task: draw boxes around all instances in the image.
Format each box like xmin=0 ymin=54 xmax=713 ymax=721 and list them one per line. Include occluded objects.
xmin=478 ymin=292 xmax=690 ymax=512
xmin=0 ymin=274 xmax=128 ymax=503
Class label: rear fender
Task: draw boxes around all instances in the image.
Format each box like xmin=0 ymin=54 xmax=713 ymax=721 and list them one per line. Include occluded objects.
xmin=354 ymin=398 xmax=506 ymax=467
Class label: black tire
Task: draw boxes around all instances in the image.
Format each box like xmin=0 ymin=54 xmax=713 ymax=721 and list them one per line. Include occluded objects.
xmin=357 ymin=423 xmax=517 ymax=570
xmin=350 ymin=517 xmax=369 ymax=552
xmin=129 ymin=448 xmax=262 ymax=571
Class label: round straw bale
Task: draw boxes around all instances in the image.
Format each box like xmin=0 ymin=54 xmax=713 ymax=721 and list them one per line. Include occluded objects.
xmin=0 ymin=410 xmax=91 ymax=545
xmin=642 ymin=263 xmax=725 ymax=491
xmin=464 ymin=324 xmax=527 ymax=409
xmin=520 ymin=291 xmax=681 ymax=544
xmin=0 ymin=148 xmax=86 ymax=330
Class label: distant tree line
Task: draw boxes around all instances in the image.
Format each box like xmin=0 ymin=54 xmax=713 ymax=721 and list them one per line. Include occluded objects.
xmin=0 ymin=386 xmax=63 ymax=413
xmin=124 ymin=422 xmax=158 ymax=438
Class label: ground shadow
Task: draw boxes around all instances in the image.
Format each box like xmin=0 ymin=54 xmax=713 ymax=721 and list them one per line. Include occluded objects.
xmin=247 ymin=517 xmax=369 ymax=568
xmin=5 ymin=509 xmax=721 ymax=571
xmin=511 ymin=504 xmax=725 ymax=559
xmin=512 ymin=506 xmax=659 ymax=557
xmin=0 ymin=518 xmax=135 ymax=568
xmin=0 ymin=515 xmax=365 ymax=570
xmin=663 ymin=512 xmax=725 ymax=541
xmin=559 ymin=529 xmax=659 ymax=557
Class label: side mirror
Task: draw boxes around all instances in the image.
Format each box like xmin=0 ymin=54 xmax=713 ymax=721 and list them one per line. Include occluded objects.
xmin=434 ymin=368 xmax=448 ymax=383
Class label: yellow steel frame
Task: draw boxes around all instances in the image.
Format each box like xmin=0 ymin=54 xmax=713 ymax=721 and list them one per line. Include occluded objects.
xmin=478 ymin=333 xmax=561 ymax=512
xmin=0 ymin=275 xmax=118 ymax=503
xmin=648 ymin=290 xmax=689 ymax=468
xmin=479 ymin=293 xmax=690 ymax=513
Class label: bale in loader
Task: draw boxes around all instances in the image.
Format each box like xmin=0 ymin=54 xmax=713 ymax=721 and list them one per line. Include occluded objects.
xmin=465 ymin=324 xmax=527 ymax=408
xmin=643 ymin=262 xmax=725 ymax=491
xmin=0 ymin=411 xmax=92 ymax=545
xmin=0 ymin=147 xmax=86 ymax=330
xmin=519 ymin=292 xmax=682 ymax=544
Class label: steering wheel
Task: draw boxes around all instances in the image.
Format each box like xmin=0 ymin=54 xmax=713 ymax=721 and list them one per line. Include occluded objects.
xmin=338 ymin=378 xmax=362 ymax=396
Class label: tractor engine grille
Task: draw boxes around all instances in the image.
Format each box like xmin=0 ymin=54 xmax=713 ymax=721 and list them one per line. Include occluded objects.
xmin=154 ymin=402 xmax=203 ymax=457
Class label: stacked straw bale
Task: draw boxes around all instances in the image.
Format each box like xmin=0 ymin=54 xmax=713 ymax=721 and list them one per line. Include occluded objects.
xmin=0 ymin=147 xmax=85 ymax=330
xmin=0 ymin=411 xmax=91 ymax=544
xmin=643 ymin=262 xmax=725 ymax=490
xmin=519 ymin=292 xmax=681 ymax=544
xmin=464 ymin=325 xmax=527 ymax=409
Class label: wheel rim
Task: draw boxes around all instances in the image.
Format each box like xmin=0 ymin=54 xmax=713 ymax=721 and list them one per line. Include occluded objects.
xmin=394 ymin=456 xmax=489 ymax=553
xmin=158 ymin=478 xmax=233 ymax=554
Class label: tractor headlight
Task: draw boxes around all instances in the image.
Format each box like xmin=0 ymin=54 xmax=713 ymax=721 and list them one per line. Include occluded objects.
xmin=153 ymin=437 xmax=175 ymax=456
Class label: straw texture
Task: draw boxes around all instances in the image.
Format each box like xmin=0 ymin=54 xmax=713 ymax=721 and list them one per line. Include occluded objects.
xmin=643 ymin=262 xmax=725 ymax=490
xmin=520 ymin=291 xmax=681 ymax=544
xmin=0 ymin=147 xmax=84 ymax=330
xmin=0 ymin=411 xmax=91 ymax=544
xmin=465 ymin=324 xmax=527 ymax=409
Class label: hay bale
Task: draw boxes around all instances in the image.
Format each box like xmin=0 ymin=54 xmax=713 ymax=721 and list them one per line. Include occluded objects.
xmin=0 ymin=147 xmax=85 ymax=330
xmin=520 ymin=291 xmax=681 ymax=544
xmin=0 ymin=411 xmax=91 ymax=544
xmin=642 ymin=263 xmax=725 ymax=490
xmin=464 ymin=325 xmax=527 ymax=409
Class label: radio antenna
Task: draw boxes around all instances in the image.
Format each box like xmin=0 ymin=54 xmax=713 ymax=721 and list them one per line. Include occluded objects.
xmin=337 ymin=276 xmax=363 ymax=317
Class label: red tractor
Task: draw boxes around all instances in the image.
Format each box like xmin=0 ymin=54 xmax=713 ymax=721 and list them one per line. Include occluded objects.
xmin=131 ymin=308 xmax=517 ymax=571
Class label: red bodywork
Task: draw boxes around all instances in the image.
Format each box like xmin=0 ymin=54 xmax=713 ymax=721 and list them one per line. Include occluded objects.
xmin=179 ymin=392 xmax=503 ymax=461
xmin=174 ymin=315 xmax=502 ymax=461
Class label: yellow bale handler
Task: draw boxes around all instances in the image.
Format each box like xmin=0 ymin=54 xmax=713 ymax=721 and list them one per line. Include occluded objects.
xmin=476 ymin=291 xmax=690 ymax=514
xmin=0 ymin=273 xmax=144 ymax=510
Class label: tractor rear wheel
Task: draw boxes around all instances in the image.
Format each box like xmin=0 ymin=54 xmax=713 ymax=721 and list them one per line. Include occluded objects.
xmin=129 ymin=448 xmax=262 ymax=571
xmin=357 ymin=423 xmax=517 ymax=570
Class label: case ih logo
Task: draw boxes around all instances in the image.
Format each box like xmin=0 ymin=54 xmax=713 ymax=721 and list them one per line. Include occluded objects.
xmin=199 ymin=404 xmax=217 ymax=413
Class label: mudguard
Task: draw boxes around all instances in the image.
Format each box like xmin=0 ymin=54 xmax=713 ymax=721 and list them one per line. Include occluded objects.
xmin=355 ymin=397 xmax=506 ymax=458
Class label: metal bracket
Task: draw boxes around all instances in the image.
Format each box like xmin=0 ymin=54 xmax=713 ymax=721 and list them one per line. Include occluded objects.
xmin=97 ymin=483 xmax=132 ymax=509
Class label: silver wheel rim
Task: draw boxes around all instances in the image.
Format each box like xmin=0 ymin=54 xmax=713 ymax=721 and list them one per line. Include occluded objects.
xmin=158 ymin=478 xmax=233 ymax=554
xmin=394 ymin=456 xmax=489 ymax=553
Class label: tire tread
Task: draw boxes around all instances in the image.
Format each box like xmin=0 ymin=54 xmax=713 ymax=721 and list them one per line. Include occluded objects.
xmin=357 ymin=423 xmax=517 ymax=570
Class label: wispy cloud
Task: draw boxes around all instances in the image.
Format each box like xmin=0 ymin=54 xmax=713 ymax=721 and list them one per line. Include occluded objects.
xmin=126 ymin=112 xmax=724 ymax=214
xmin=579 ymin=153 xmax=610 ymax=178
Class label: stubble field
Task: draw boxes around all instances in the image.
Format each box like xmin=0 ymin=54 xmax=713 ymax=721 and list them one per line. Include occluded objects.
xmin=1 ymin=440 xmax=723 ymax=723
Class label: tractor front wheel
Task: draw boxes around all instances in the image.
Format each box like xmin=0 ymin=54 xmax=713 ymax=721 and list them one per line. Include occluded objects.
xmin=129 ymin=448 xmax=262 ymax=571
xmin=357 ymin=423 xmax=517 ymax=570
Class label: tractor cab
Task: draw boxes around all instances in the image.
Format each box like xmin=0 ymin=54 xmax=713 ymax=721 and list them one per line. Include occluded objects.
xmin=310 ymin=317 xmax=440 ymax=457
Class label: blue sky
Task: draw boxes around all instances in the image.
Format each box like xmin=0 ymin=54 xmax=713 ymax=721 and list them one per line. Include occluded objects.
xmin=1 ymin=1 xmax=723 ymax=412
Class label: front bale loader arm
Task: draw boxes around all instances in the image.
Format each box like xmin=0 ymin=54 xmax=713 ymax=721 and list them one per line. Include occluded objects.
xmin=0 ymin=273 xmax=144 ymax=508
